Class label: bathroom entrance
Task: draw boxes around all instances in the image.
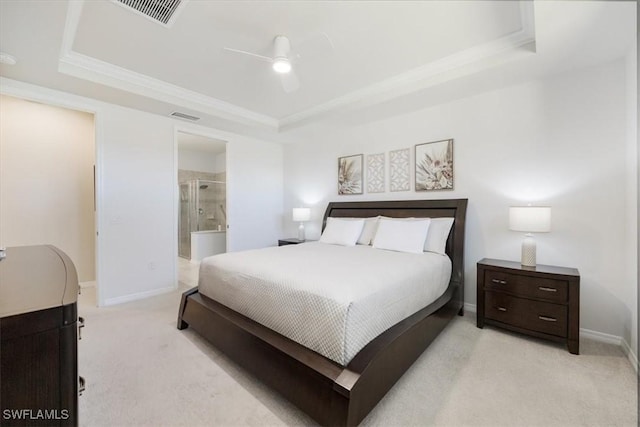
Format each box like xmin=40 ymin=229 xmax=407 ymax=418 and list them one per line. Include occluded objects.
xmin=178 ymin=179 xmax=226 ymax=259
xmin=177 ymin=132 xmax=227 ymax=265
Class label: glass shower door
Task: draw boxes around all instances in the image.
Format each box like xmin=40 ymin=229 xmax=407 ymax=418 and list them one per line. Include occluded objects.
xmin=196 ymin=180 xmax=217 ymax=231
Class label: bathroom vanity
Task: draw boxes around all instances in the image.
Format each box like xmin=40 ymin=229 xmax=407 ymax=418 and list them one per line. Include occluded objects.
xmin=190 ymin=230 xmax=227 ymax=263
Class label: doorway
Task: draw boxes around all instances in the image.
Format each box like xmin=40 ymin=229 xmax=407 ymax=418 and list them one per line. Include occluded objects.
xmin=0 ymin=95 xmax=97 ymax=297
xmin=176 ymin=132 xmax=227 ymax=286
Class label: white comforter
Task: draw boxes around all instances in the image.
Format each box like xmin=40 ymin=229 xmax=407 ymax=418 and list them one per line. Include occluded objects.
xmin=198 ymin=242 xmax=451 ymax=366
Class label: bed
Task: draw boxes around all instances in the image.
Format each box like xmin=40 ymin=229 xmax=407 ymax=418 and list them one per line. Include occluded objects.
xmin=177 ymin=199 xmax=467 ymax=426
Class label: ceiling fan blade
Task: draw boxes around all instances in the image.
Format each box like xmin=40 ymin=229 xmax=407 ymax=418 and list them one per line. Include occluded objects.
xmin=223 ymin=47 xmax=272 ymax=63
xmin=280 ymin=69 xmax=300 ymax=93
xmin=293 ymin=32 xmax=334 ymax=59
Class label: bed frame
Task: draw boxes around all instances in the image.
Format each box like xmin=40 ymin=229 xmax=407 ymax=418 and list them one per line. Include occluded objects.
xmin=177 ymin=199 xmax=467 ymax=426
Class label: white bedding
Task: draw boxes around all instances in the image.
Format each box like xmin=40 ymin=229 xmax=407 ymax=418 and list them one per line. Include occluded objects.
xmin=198 ymin=242 xmax=451 ymax=365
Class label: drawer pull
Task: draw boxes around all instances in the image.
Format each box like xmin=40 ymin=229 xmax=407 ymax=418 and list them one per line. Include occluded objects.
xmin=538 ymin=315 xmax=557 ymax=322
xmin=78 ymin=316 xmax=85 ymax=340
xmin=491 ymin=279 xmax=507 ymax=285
xmin=79 ymin=376 xmax=86 ymax=396
xmin=538 ymin=287 xmax=557 ymax=292
xmin=497 ymin=306 xmax=507 ymax=312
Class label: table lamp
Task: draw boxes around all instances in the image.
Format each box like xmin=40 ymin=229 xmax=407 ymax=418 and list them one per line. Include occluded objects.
xmin=292 ymin=208 xmax=311 ymax=242
xmin=509 ymin=206 xmax=551 ymax=267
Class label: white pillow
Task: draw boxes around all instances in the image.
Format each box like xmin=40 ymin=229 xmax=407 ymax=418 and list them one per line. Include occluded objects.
xmin=379 ymin=215 xmax=455 ymax=255
xmin=424 ymin=217 xmax=454 ymax=255
xmin=319 ymin=217 xmax=365 ymax=246
xmin=372 ymin=218 xmax=431 ymax=254
xmin=358 ymin=217 xmax=380 ymax=245
xmin=331 ymin=216 xmax=380 ymax=245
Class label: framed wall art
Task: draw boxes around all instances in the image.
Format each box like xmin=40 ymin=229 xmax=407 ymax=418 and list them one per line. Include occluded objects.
xmin=338 ymin=154 xmax=363 ymax=195
xmin=366 ymin=153 xmax=385 ymax=193
xmin=389 ymin=148 xmax=410 ymax=192
xmin=415 ymin=139 xmax=453 ymax=191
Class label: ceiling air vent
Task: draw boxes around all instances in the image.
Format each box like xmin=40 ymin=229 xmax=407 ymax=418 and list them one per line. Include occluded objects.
xmin=114 ymin=0 xmax=184 ymax=26
xmin=171 ymin=111 xmax=200 ymax=121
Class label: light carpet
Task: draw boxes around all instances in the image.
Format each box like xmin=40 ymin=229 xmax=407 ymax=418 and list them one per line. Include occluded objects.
xmin=78 ymin=285 xmax=637 ymax=426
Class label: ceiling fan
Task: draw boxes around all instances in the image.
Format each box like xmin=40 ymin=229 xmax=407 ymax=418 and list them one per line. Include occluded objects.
xmin=223 ymin=34 xmax=332 ymax=93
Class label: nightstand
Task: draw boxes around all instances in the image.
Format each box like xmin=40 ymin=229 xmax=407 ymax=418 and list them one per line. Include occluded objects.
xmin=278 ymin=238 xmax=306 ymax=246
xmin=477 ymin=258 xmax=580 ymax=354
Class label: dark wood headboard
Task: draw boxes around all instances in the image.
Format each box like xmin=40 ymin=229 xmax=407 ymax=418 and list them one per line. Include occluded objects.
xmin=322 ymin=199 xmax=468 ymax=286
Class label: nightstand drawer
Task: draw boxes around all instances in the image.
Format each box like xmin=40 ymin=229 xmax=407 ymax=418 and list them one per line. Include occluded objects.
xmin=485 ymin=292 xmax=568 ymax=337
xmin=484 ymin=271 xmax=568 ymax=303
xmin=478 ymin=258 xmax=580 ymax=354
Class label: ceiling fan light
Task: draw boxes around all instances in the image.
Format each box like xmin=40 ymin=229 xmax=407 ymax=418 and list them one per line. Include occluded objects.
xmin=272 ymin=58 xmax=291 ymax=74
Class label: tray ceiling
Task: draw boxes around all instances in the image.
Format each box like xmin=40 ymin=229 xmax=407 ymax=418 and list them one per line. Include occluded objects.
xmin=60 ymin=0 xmax=533 ymax=129
xmin=0 ymin=1 xmax=635 ymax=136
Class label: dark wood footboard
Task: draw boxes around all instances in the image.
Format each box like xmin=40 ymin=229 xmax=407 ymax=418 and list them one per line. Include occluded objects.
xmin=177 ymin=281 xmax=461 ymax=426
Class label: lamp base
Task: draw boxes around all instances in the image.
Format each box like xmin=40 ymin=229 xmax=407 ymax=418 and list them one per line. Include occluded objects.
xmin=521 ymin=234 xmax=536 ymax=267
xmin=297 ymin=223 xmax=306 ymax=242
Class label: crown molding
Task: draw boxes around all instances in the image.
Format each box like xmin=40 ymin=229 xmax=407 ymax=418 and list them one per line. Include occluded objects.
xmin=58 ymin=51 xmax=279 ymax=129
xmin=60 ymin=0 xmax=84 ymax=55
xmin=0 ymin=76 xmax=102 ymax=114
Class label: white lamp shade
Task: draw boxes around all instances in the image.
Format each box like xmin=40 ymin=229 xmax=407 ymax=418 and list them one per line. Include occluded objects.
xmin=292 ymin=208 xmax=311 ymax=222
xmin=509 ymin=206 xmax=551 ymax=233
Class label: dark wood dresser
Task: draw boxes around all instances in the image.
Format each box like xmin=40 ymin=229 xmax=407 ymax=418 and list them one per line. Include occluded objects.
xmin=476 ymin=258 xmax=580 ymax=354
xmin=1 ymin=245 xmax=81 ymax=426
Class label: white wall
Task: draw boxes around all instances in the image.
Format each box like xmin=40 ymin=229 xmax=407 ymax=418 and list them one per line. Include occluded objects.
xmin=215 ymin=151 xmax=226 ymax=173
xmin=178 ymin=148 xmax=222 ymax=174
xmin=283 ymin=59 xmax=635 ymax=343
xmin=1 ymin=78 xmax=283 ymax=306
xmin=0 ymin=95 xmax=96 ymax=282
xmin=226 ymin=135 xmax=282 ymax=250
xmin=98 ymin=106 xmax=176 ymax=304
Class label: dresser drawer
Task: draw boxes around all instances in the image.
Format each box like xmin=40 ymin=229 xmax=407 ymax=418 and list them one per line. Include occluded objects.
xmin=484 ymin=270 xmax=568 ymax=303
xmin=484 ymin=291 xmax=568 ymax=337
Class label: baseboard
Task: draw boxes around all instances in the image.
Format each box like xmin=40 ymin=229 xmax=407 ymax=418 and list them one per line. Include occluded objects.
xmin=79 ymin=281 xmax=96 ymax=289
xmin=620 ymin=338 xmax=639 ymax=373
xmin=582 ymin=329 xmax=639 ymax=373
xmin=578 ymin=328 xmax=623 ymax=345
xmin=463 ymin=302 xmax=637 ymax=371
xmin=103 ymin=284 xmax=177 ymax=306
